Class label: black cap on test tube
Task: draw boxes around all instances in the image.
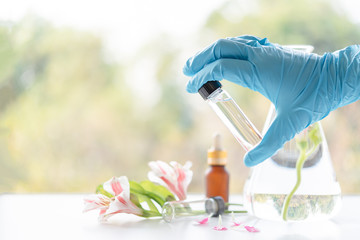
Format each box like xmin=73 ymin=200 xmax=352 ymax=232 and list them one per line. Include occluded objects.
xmin=198 ymin=81 xmax=222 ymax=100
xmin=205 ymin=196 xmax=225 ymax=217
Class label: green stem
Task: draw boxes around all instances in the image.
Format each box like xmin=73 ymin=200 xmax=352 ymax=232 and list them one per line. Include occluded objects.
xmin=282 ymin=145 xmax=317 ymax=221
xmin=142 ymin=210 xmax=162 ymax=218
xmin=225 ymin=203 xmax=243 ymax=206
xmin=224 ymin=210 xmax=247 ymax=214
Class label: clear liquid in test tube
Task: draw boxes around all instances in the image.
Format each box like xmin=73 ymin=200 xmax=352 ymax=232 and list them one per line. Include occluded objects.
xmin=199 ymin=81 xmax=262 ymax=151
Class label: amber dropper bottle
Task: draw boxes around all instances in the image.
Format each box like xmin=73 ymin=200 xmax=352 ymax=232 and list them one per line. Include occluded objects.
xmin=205 ymin=133 xmax=229 ymax=203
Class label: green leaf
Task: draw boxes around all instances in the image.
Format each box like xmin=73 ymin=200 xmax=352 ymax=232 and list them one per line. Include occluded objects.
xmin=130 ymin=193 xmax=161 ymax=218
xmin=141 ymin=210 xmax=162 ymax=218
xmin=308 ymin=124 xmax=322 ymax=147
xmin=130 ymin=193 xmax=142 ymax=208
xmin=296 ymin=139 xmax=308 ymax=151
xmin=95 ymin=184 xmax=114 ymax=198
xmin=140 ymin=180 xmax=176 ymax=207
xmin=130 ymin=180 xmax=161 ymax=216
xmin=129 ymin=180 xmax=146 ymax=195
xmin=137 ymin=193 xmax=160 ymax=213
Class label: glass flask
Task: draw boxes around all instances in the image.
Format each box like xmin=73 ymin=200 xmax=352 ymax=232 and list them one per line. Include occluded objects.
xmin=243 ymin=105 xmax=342 ymax=222
xmin=244 ymin=45 xmax=341 ymax=222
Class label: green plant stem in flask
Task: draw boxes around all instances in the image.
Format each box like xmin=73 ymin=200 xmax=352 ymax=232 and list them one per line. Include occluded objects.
xmin=243 ymin=106 xmax=342 ymax=222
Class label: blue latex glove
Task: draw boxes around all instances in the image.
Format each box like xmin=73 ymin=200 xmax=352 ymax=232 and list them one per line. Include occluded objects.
xmin=184 ymin=35 xmax=360 ymax=167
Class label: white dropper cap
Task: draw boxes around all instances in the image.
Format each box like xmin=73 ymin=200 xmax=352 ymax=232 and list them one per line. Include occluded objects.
xmin=208 ymin=133 xmax=227 ymax=165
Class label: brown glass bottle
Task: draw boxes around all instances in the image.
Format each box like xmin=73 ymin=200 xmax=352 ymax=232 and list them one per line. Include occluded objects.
xmin=205 ymin=133 xmax=229 ymax=203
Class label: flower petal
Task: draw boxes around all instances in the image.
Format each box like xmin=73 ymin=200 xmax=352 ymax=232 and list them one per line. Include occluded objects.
xmin=148 ymin=161 xmax=193 ymax=201
xmin=171 ymin=161 xmax=193 ymax=200
xmin=98 ymin=210 xmax=116 ymax=222
xmin=231 ymin=222 xmax=242 ymax=227
xmin=83 ymin=194 xmax=110 ymax=213
xmin=103 ymin=176 xmax=130 ymax=197
xmin=195 ymin=217 xmax=209 ymax=225
xmin=244 ymin=226 xmax=260 ymax=233
xmin=213 ymin=226 xmax=228 ymax=231
xmin=149 ymin=161 xmax=174 ymax=177
xmin=147 ymin=171 xmax=166 ymax=186
xmin=148 ymin=168 xmax=180 ymax=197
xmin=213 ymin=215 xmax=227 ymax=231
xmin=106 ymin=192 xmax=142 ymax=216
xmin=110 ymin=177 xmax=123 ymax=196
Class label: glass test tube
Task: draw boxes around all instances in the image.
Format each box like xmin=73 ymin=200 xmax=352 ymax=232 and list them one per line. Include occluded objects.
xmin=199 ymin=81 xmax=262 ymax=151
xmin=162 ymin=196 xmax=225 ymax=223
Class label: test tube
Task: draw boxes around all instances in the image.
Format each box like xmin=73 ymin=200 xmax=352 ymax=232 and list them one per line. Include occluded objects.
xmin=199 ymin=81 xmax=262 ymax=151
xmin=162 ymin=196 xmax=225 ymax=223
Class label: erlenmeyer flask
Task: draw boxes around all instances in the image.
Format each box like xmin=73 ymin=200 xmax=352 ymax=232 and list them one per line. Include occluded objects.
xmin=243 ymin=46 xmax=342 ymax=222
xmin=244 ymin=105 xmax=342 ymax=221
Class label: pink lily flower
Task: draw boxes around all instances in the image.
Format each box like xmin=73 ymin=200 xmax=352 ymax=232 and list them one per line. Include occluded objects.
xmin=83 ymin=176 xmax=142 ymax=221
xmin=148 ymin=161 xmax=193 ymax=200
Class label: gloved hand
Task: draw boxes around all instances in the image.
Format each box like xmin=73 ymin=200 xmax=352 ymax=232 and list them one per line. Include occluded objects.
xmin=184 ymin=35 xmax=360 ymax=167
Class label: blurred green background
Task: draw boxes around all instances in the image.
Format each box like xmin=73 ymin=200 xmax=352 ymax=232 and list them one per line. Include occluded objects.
xmin=0 ymin=0 xmax=360 ymax=193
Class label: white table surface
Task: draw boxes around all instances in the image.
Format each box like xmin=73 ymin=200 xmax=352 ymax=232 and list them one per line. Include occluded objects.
xmin=0 ymin=194 xmax=359 ymax=240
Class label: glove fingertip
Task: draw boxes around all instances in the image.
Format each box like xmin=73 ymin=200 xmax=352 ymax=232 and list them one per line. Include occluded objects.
xmin=243 ymin=117 xmax=287 ymax=167
xmin=243 ymin=150 xmax=266 ymax=167
xmin=183 ymin=66 xmax=192 ymax=76
xmin=186 ymin=83 xmax=197 ymax=94
xmin=183 ymin=58 xmax=197 ymax=76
